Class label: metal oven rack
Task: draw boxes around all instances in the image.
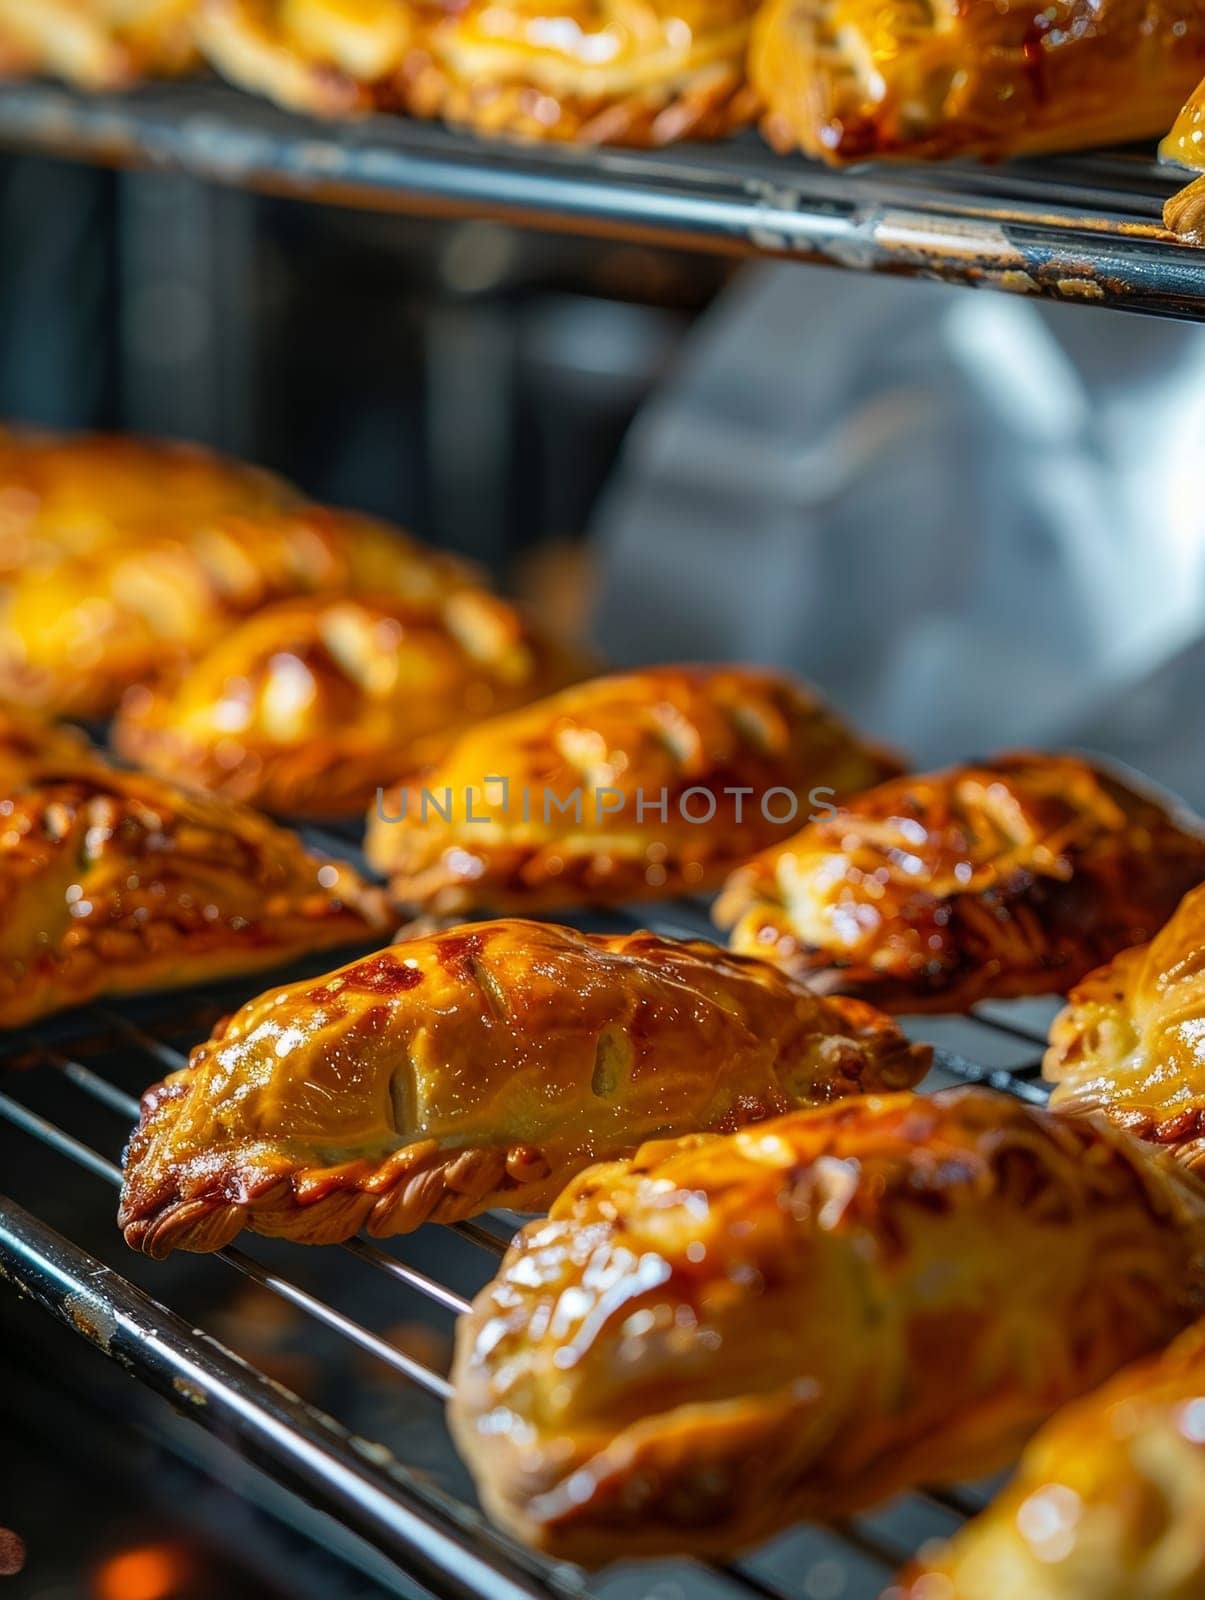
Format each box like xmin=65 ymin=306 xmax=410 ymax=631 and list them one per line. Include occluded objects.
xmin=0 ymin=878 xmax=1056 ymax=1600
xmin=1 ymin=78 xmax=1205 ymax=319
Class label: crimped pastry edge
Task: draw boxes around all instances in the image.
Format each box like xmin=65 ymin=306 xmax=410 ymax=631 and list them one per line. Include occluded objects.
xmin=119 ymin=986 xmax=928 ymax=1256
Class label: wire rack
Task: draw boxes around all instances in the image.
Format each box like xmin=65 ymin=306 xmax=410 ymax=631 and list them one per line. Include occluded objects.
xmin=1 ymin=78 xmax=1204 ymax=319
xmin=0 ymin=877 xmax=1057 ymax=1600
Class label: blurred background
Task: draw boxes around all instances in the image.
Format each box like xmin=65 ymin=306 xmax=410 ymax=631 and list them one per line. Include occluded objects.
xmin=3 ymin=144 xmax=1205 ymax=1599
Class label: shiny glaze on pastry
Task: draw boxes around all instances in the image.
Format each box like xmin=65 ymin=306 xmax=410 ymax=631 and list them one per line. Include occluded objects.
xmin=0 ymin=506 xmax=475 ymax=718
xmin=113 ymin=590 xmax=587 ymax=818
xmin=716 ymin=753 xmax=1205 ymax=1014
xmin=119 ymin=918 xmax=930 ymax=1256
xmin=0 ymin=1 xmax=198 ymax=88
xmin=366 ymin=665 xmax=901 ymax=913
xmin=1162 ymin=78 xmax=1205 ymax=243
xmin=0 ymin=764 xmax=395 ymax=1028
xmin=0 ymin=708 xmax=97 ymax=791
xmin=895 ymin=1318 xmax=1205 ymax=1600
xmin=0 ymin=424 xmax=295 ymax=575
xmin=1045 ymin=880 xmax=1205 ymax=1171
xmin=751 ymin=0 xmax=1205 ymax=163
xmin=199 ymin=0 xmax=758 ymax=144
xmin=449 ymin=1086 xmax=1205 ymax=1563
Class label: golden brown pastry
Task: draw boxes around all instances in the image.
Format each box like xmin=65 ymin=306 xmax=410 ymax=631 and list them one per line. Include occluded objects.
xmin=118 ymin=918 xmax=930 ymax=1256
xmin=198 ymin=0 xmax=758 ymax=144
xmin=0 ymin=425 xmax=295 ymax=575
xmin=0 ymin=707 xmax=98 ymax=790
xmin=449 ymin=1086 xmax=1205 ymax=1564
xmin=716 ymin=753 xmax=1205 ymax=1014
xmin=895 ymin=1317 xmax=1205 ymax=1600
xmin=112 ymin=590 xmax=587 ymax=818
xmin=1045 ymin=880 xmax=1205 ymax=1169
xmin=751 ymin=0 xmax=1205 ymax=163
xmin=0 ymin=763 xmax=394 ymax=1029
xmin=0 ymin=506 xmax=476 ymax=718
xmin=1162 ymin=78 xmax=1205 ymax=243
xmin=366 ymin=665 xmax=901 ymax=913
xmin=0 ymin=0 xmax=198 ymax=88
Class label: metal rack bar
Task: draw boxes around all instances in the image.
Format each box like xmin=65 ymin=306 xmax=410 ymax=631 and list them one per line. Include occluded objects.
xmin=1 ymin=80 xmax=1204 ymax=318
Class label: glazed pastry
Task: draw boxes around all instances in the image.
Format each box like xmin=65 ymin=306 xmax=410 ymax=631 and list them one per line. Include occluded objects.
xmin=113 ymin=590 xmax=587 ymax=818
xmin=1045 ymin=880 xmax=1205 ymax=1170
xmin=118 ymin=918 xmax=930 ymax=1256
xmin=449 ymin=1086 xmax=1205 ymax=1563
xmin=0 ymin=707 xmax=99 ymax=791
xmin=0 ymin=506 xmax=475 ymax=718
xmin=1162 ymin=78 xmax=1205 ymax=243
xmin=366 ymin=665 xmax=901 ymax=912
xmin=0 ymin=764 xmax=394 ymax=1029
xmin=0 ymin=0 xmax=198 ymax=88
xmin=895 ymin=1318 xmax=1205 ymax=1600
xmin=0 ymin=425 xmax=295 ymax=575
xmin=199 ymin=0 xmax=758 ymax=145
xmin=751 ymin=0 xmax=1205 ymax=163
xmin=715 ymin=753 xmax=1205 ymax=1014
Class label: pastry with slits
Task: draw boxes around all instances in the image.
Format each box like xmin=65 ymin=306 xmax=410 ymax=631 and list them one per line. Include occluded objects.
xmin=0 ymin=763 xmax=395 ymax=1029
xmin=118 ymin=918 xmax=930 ymax=1256
xmin=0 ymin=505 xmax=476 ymax=718
xmin=0 ymin=424 xmax=295 ymax=575
xmin=1045 ymin=880 xmax=1205 ymax=1171
xmin=113 ymin=590 xmax=587 ymax=818
xmin=365 ymin=665 xmax=901 ymax=912
xmin=0 ymin=1 xmax=199 ymax=88
xmin=715 ymin=753 xmax=1205 ymax=1013
xmin=449 ymin=1087 xmax=1205 ymax=1563
xmin=751 ymin=0 xmax=1205 ymax=163
xmin=198 ymin=0 xmax=758 ymax=144
xmin=897 ymin=1317 xmax=1205 ymax=1599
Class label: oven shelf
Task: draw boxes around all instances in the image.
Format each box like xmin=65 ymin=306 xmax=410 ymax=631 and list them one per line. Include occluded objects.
xmin=1 ymin=78 xmax=1204 ymax=319
xmin=0 ymin=877 xmax=1055 ymax=1600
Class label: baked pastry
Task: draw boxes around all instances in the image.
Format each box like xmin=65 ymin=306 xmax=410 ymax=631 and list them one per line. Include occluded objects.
xmin=449 ymin=1086 xmax=1205 ymax=1563
xmin=198 ymin=0 xmax=758 ymax=145
xmin=715 ymin=753 xmax=1205 ymax=1014
xmin=112 ymin=590 xmax=587 ymax=818
xmin=0 ymin=707 xmax=98 ymax=790
xmin=751 ymin=0 xmax=1205 ymax=163
xmin=0 ymin=764 xmax=394 ymax=1029
xmin=118 ymin=918 xmax=930 ymax=1256
xmin=896 ymin=1317 xmax=1205 ymax=1600
xmin=0 ymin=425 xmax=295 ymax=575
xmin=1162 ymin=79 xmax=1205 ymax=242
xmin=1045 ymin=880 xmax=1205 ymax=1170
xmin=0 ymin=1 xmax=198 ymax=88
xmin=0 ymin=506 xmax=475 ymax=718
xmin=366 ymin=665 xmax=901 ymax=913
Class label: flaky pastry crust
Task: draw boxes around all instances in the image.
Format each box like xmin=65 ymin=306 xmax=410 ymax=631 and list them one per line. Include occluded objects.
xmin=0 ymin=0 xmax=199 ymax=88
xmin=896 ymin=1317 xmax=1205 ymax=1600
xmin=449 ymin=1087 xmax=1205 ymax=1563
xmin=1162 ymin=77 xmax=1205 ymax=243
xmin=716 ymin=752 xmax=1205 ymax=1014
xmin=366 ymin=665 xmax=901 ymax=913
xmin=0 ymin=763 xmax=395 ymax=1029
xmin=0 ymin=505 xmax=476 ymax=718
xmin=113 ymin=590 xmax=587 ymax=818
xmin=118 ymin=918 xmax=930 ymax=1257
xmin=0 ymin=424 xmax=296 ymax=575
xmin=198 ymin=0 xmax=758 ymax=145
xmin=751 ymin=0 xmax=1205 ymax=163
xmin=1045 ymin=881 xmax=1205 ymax=1170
